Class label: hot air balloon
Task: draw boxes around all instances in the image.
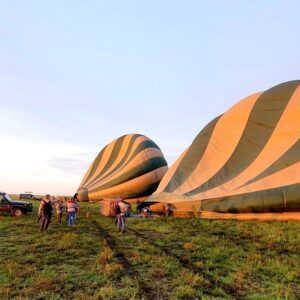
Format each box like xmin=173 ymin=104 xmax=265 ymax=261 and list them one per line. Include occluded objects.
xmin=78 ymin=134 xmax=168 ymax=207
xmin=149 ymin=80 xmax=300 ymax=220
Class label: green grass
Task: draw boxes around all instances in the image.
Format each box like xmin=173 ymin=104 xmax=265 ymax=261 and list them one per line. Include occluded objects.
xmin=0 ymin=201 xmax=299 ymax=299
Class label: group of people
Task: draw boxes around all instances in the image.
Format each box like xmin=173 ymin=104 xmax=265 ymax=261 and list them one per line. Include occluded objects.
xmin=38 ymin=193 xmax=80 ymax=232
xmin=115 ymin=199 xmax=155 ymax=233
xmin=136 ymin=200 xmax=152 ymax=218
xmin=38 ymin=194 xmax=157 ymax=234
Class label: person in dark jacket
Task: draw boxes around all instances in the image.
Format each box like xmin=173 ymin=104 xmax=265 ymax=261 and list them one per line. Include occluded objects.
xmin=38 ymin=194 xmax=53 ymax=232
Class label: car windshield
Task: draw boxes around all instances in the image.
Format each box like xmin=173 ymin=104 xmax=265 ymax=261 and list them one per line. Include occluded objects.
xmin=4 ymin=194 xmax=12 ymax=202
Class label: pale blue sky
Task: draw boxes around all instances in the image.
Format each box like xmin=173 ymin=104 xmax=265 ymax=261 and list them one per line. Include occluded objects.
xmin=0 ymin=1 xmax=299 ymax=195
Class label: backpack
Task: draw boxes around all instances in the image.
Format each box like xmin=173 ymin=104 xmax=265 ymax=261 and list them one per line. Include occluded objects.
xmin=115 ymin=203 xmax=121 ymax=215
xmin=110 ymin=201 xmax=119 ymax=216
xmin=42 ymin=201 xmax=52 ymax=215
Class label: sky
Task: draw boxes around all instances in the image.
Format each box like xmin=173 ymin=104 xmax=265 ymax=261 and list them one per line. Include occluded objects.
xmin=0 ymin=1 xmax=299 ymax=196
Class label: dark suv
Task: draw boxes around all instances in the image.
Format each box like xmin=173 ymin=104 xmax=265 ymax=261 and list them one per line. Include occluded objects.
xmin=19 ymin=193 xmax=41 ymax=201
xmin=0 ymin=192 xmax=33 ymax=216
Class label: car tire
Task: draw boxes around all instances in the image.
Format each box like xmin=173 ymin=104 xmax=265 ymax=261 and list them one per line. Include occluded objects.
xmin=13 ymin=208 xmax=23 ymax=217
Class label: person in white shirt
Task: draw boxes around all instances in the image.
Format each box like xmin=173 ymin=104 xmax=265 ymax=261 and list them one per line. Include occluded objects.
xmin=116 ymin=198 xmax=127 ymax=233
xmin=66 ymin=198 xmax=78 ymax=226
xmin=54 ymin=197 xmax=63 ymax=224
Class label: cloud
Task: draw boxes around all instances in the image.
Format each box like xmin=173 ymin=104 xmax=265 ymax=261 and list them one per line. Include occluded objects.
xmin=0 ymin=135 xmax=97 ymax=195
xmin=47 ymin=152 xmax=96 ymax=175
xmin=0 ymin=129 xmax=184 ymax=194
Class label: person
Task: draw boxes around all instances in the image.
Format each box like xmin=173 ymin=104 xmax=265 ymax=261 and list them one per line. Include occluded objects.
xmin=65 ymin=197 xmax=69 ymax=222
xmin=54 ymin=197 xmax=63 ymax=224
xmin=141 ymin=206 xmax=151 ymax=218
xmin=73 ymin=193 xmax=80 ymax=222
xmin=125 ymin=203 xmax=131 ymax=217
xmin=116 ymin=198 xmax=127 ymax=233
xmin=66 ymin=197 xmax=78 ymax=226
xmin=73 ymin=193 xmax=79 ymax=202
xmin=38 ymin=194 xmax=53 ymax=232
xmin=164 ymin=203 xmax=171 ymax=218
xmin=136 ymin=200 xmax=142 ymax=214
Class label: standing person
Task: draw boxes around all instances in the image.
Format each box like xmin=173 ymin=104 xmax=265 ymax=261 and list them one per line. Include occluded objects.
xmin=66 ymin=197 xmax=78 ymax=226
xmin=55 ymin=197 xmax=63 ymax=224
xmin=65 ymin=197 xmax=69 ymax=222
xmin=73 ymin=193 xmax=79 ymax=202
xmin=136 ymin=200 xmax=142 ymax=214
xmin=73 ymin=193 xmax=80 ymax=223
xmin=164 ymin=203 xmax=171 ymax=218
xmin=38 ymin=194 xmax=53 ymax=232
xmin=116 ymin=198 xmax=127 ymax=233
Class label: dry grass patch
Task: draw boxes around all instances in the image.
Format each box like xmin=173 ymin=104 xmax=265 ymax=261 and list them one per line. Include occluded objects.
xmin=24 ymin=245 xmax=38 ymax=254
xmin=178 ymin=269 xmax=210 ymax=288
xmin=103 ymin=262 xmax=124 ymax=279
xmin=148 ymin=266 xmax=167 ymax=278
xmin=172 ymin=285 xmax=196 ymax=299
xmin=6 ymin=261 xmax=19 ymax=274
xmin=94 ymin=285 xmax=114 ymax=299
xmin=57 ymin=232 xmax=76 ymax=250
xmin=97 ymin=246 xmax=113 ymax=265
xmin=184 ymin=241 xmax=197 ymax=251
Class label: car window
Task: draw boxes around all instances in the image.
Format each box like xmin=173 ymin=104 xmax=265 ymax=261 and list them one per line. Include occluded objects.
xmin=4 ymin=194 xmax=12 ymax=202
xmin=0 ymin=195 xmax=4 ymax=203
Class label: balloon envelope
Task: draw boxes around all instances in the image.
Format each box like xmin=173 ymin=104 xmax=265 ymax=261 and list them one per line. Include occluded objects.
xmin=78 ymin=134 xmax=168 ymax=202
xmin=149 ymin=80 xmax=300 ymax=220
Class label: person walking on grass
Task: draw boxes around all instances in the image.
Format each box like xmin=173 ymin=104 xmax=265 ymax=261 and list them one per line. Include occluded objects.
xmin=38 ymin=194 xmax=53 ymax=232
xmin=66 ymin=197 xmax=78 ymax=226
xmin=54 ymin=197 xmax=63 ymax=224
xmin=116 ymin=198 xmax=127 ymax=233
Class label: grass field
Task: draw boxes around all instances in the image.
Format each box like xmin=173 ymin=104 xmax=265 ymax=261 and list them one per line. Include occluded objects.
xmin=0 ymin=201 xmax=299 ymax=300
